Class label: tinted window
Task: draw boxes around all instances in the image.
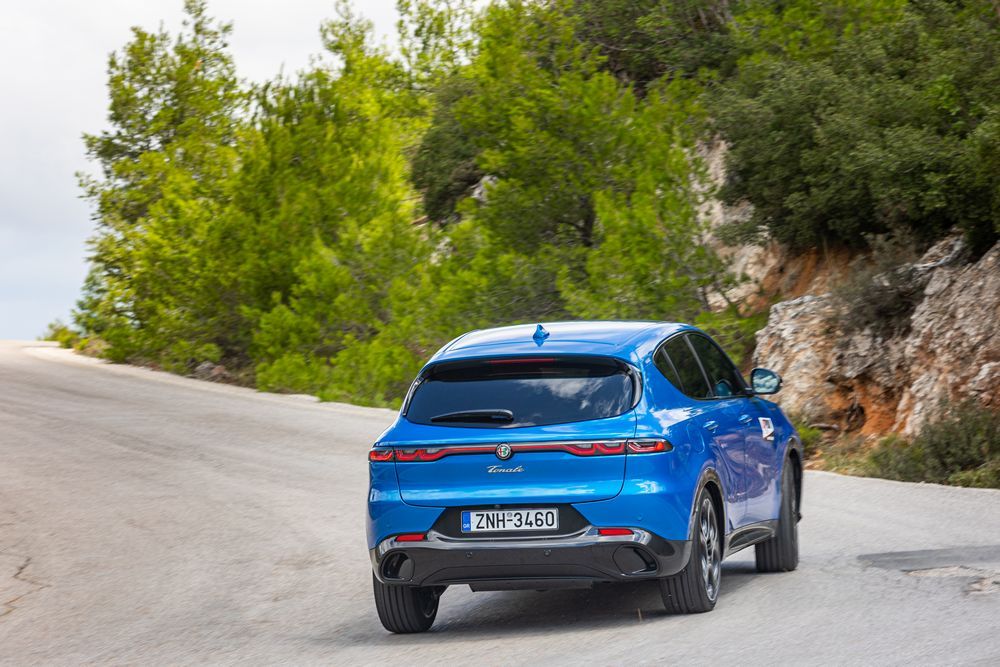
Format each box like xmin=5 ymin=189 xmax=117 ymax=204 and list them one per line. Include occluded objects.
xmin=688 ymin=334 xmax=745 ymax=398
xmin=661 ymin=336 xmax=711 ymax=399
xmin=406 ymin=357 xmax=635 ymax=428
xmin=653 ymin=348 xmax=682 ymax=389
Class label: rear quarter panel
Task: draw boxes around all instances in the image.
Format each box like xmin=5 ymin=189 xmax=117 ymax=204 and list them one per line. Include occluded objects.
xmin=577 ymin=351 xmax=729 ymax=542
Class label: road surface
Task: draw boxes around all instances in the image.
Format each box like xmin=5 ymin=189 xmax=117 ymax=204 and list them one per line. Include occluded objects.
xmin=1 ymin=340 xmax=998 ymax=665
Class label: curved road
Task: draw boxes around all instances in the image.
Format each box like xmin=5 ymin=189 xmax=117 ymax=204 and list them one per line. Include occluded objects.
xmin=1 ymin=341 xmax=998 ymax=665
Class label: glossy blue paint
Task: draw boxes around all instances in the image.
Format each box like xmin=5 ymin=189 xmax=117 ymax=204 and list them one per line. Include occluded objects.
xmin=367 ymin=455 xmax=443 ymax=546
xmin=365 ymin=321 xmax=799 ymax=550
xmin=391 ymin=411 xmax=635 ymax=506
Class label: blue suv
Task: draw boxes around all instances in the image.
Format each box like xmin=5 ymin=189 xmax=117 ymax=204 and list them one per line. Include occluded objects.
xmin=367 ymin=321 xmax=802 ymax=633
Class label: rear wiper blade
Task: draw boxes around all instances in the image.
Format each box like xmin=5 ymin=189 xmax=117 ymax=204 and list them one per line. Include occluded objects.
xmin=430 ymin=409 xmax=514 ymax=424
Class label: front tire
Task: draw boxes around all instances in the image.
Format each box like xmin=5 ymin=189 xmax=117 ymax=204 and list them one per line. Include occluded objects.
xmin=372 ymin=574 xmax=441 ymax=633
xmin=659 ymin=487 xmax=721 ymax=614
xmin=755 ymin=460 xmax=799 ymax=572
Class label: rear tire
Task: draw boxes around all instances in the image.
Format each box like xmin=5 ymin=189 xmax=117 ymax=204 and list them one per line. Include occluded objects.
xmin=372 ymin=574 xmax=441 ymax=633
xmin=659 ymin=487 xmax=720 ymax=614
xmin=755 ymin=460 xmax=799 ymax=572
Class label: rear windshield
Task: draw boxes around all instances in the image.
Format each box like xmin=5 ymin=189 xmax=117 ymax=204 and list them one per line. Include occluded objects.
xmin=405 ymin=356 xmax=637 ymax=428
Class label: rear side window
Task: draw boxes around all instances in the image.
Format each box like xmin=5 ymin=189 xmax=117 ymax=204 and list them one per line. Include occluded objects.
xmin=688 ymin=334 xmax=746 ymax=397
xmin=660 ymin=336 xmax=711 ymax=399
xmin=405 ymin=356 xmax=636 ymax=428
xmin=653 ymin=347 xmax=683 ymax=389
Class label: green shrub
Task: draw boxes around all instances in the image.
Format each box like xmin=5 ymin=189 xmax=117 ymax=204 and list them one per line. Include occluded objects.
xmin=866 ymin=401 xmax=1000 ymax=488
xmin=916 ymin=402 xmax=999 ymax=477
xmin=788 ymin=415 xmax=824 ymax=459
xmin=820 ymin=434 xmax=870 ymax=477
xmin=41 ymin=320 xmax=80 ymax=349
xmin=948 ymin=459 xmax=1000 ymax=489
xmin=867 ymin=433 xmax=931 ymax=482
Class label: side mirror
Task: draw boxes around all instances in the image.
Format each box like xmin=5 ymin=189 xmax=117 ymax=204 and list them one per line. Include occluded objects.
xmin=750 ymin=368 xmax=782 ymax=395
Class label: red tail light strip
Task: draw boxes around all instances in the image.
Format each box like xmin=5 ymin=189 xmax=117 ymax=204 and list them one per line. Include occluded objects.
xmin=626 ymin=439 xmax=671 ymax=454
xmin=394 ymin=445 xmax=490 ymax=462
xmin=510 ymin=441 xmax=627 ymax=456
xmin=369 ymin=439 xmax=670 ymax=462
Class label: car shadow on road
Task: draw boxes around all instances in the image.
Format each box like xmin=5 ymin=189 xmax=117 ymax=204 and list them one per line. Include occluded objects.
xmin=329 ymin=561 xmax=762 ymax=645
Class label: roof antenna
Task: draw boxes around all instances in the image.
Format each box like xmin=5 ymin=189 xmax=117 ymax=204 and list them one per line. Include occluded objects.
xmin=532 ymin=324 xmax=550 ymax=346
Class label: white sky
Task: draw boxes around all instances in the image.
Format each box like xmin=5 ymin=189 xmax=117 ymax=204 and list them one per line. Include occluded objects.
xmin=0 ymin=0 xmax=401 ymax=339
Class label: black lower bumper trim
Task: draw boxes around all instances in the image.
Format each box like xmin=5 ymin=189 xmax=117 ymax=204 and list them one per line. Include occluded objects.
xmin=371 ymin=532 xmax=691 ymax=588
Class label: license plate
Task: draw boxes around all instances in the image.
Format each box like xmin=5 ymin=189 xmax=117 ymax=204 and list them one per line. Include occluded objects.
xmin=461 ymin=508 xmax=558 ymax=533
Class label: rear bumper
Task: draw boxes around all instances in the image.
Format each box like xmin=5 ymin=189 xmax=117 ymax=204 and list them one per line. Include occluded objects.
xmin=370 ymin=527 xmax=691 ymax=589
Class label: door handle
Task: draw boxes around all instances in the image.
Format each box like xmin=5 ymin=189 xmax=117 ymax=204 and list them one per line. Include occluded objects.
xmin=738 ymin=414 xmax=753 ymax=425
xmin=704 ymin=420 xmax=719 ymax=432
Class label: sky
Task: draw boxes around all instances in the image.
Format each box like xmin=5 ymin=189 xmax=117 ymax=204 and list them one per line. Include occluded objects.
xmin=0 ymin=0 xmax=401 ymax=340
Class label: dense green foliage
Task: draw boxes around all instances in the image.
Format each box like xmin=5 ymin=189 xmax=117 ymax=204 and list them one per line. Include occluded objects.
xmin=77 ymin=1 xmax=242 ymax=368
xmin=867 ymin=402 xmax=1000 ymax=488
xmin=714 ymin=0 xmax=1000 ymax=252
xmin=572 ymin=0 xmax=738 ymax=86
xmin=70 ymin=0 xmax=1000 ymax=407
xmin=568 ymin=0 xmax=1000 ymax=252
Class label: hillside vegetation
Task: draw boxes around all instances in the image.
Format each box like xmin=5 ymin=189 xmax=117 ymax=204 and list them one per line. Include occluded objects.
xmin=67 ymin=0 xmax=999 ymax=412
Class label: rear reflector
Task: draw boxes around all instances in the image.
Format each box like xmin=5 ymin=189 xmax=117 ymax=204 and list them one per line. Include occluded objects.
xmin=626 ymin=439 xmax=672 ymax=454
xmin=598 ymin=528 xmax=634 ymax=536
xmin=369 ymin=449 xmax=394 ymax=462
xmin=395 ymin=533 xmax=426 ymax=542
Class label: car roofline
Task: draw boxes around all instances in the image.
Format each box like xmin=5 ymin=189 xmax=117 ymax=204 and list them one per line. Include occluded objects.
xmin=426 ymin=321 xmax=693 ymax=370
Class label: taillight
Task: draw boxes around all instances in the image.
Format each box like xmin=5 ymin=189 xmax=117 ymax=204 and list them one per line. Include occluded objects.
xmin=568 ymin=441 xmax=626 ymax=456
xmin=598 ymin=527 xmax=634 ymax=536
xmin=394 ymin=448 xmax=450 ymax=462
xmin=395 ymin=533 xmax=426 ymax=542
xmin=514 ymin=441 xmax=626 ymax=456
xmin=371 ymin=439 xmax=669 ymax=462
xmin=627 ymin=439 xmax=672 ymax=454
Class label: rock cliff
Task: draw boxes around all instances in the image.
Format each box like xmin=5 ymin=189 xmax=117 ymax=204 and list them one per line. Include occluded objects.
xmin=752 ymin=238 xmax=999 ymax=435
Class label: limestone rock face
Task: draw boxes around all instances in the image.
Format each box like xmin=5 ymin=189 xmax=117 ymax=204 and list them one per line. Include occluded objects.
xmin=753 ymin=239 xmax=1000 ymax=435
xmin=895 ymin=241 xmax=1000 ymax=434
xmin=751 ymin=294 xmax=840 ymax=423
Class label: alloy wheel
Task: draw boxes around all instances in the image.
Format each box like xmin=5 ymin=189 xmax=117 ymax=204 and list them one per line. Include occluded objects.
xmin=699 ymin=497 xmax=721 ymax=601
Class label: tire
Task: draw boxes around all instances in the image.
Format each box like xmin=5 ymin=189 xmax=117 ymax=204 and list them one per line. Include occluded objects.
xmin=372 ymin=574 xmax=441 ymax=633
xmin=755 ymin=460 xmax=799 ymax=572
xmin=659 ymin=487 xmax=721 ymax=614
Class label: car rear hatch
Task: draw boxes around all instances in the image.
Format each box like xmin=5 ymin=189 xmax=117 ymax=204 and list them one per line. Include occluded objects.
xmin=386 ymin=355 xmax=638 ymax=507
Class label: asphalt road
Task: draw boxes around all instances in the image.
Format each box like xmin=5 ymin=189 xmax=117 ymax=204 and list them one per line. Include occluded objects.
xmin=1 ymin=340 xmax=999 ymax=666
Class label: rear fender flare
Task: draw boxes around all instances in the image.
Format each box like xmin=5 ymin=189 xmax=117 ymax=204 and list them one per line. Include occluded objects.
xmin=782 ymin=437 xmax=804 ymax=521
xmin=687 ymin=466 xmax=725 ymax=543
